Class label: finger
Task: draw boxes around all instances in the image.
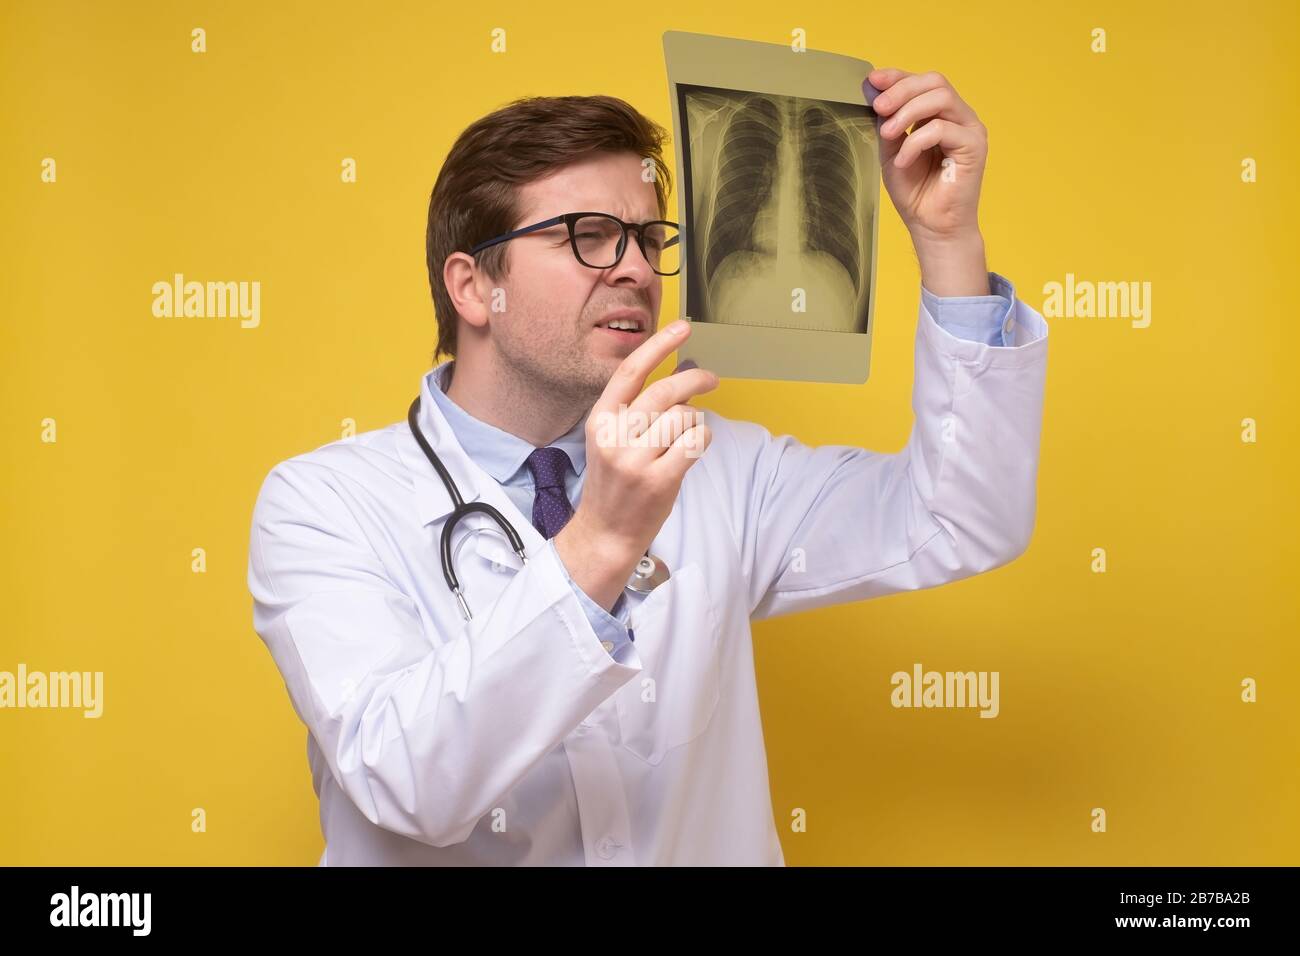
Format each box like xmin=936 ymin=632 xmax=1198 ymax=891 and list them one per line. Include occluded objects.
xmin=866 ymin=67 xmax=912 ymax=92
xmin=629 ymin=366 xmax=718 ymax=417
xmin=868 ymin=69 xmax=928 ymax=167
xmin=870 ymin=70 xmax=951 ymax=119
xmin=655 ymin=421 xmax=713 ymax=477
xmin=595 ymin=320 xmax=692 ymax=414
xmin=893 ymin=117 xmax=983 ymax=169
xmin=636 ymin=403 xmax=703 ymax=452
xmin=863 ymin=68 xmax=911 ymax=138
xmin=878 ymin=86 xmax=978 ymax=141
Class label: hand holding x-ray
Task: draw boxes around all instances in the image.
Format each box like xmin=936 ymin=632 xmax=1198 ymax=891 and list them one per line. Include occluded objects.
xmin=868 ymin=67 xmax=991 ymax=297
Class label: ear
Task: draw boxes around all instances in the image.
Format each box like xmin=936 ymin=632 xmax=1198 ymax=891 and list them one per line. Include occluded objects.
xmin=444 ymin=252 xmax=492 ymax=331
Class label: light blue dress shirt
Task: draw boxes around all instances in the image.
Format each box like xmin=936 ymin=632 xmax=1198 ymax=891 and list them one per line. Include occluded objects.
xmin=429 ymin=270 xmax=1018 ymax=657
xmin=921 ymin=271 xmax=1017 ymax=347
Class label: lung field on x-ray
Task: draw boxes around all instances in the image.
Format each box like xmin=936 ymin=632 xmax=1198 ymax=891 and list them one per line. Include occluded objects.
xmin=681 ymin=85 xmax=876 ymax=332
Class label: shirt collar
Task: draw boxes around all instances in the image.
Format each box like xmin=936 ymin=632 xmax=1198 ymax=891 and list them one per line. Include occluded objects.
xmin=428 ymin=360 xmax=587 ymax=483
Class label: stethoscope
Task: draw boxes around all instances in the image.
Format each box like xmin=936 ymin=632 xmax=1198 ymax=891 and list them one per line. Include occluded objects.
xmin=407 ymin=395 xmax=671 ymax=621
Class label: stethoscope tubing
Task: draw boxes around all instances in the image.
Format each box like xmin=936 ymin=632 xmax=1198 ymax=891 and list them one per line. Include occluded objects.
xmin=407 ymin=394 xmax=668 ymax=624
xmin=408 ymin=396 xmax=528 ymax=620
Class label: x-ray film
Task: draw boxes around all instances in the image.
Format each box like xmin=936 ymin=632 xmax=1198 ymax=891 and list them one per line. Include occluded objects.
xmin=663 ymin=31 xmax=879 ymax=383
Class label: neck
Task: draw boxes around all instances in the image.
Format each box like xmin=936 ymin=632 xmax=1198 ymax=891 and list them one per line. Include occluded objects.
xmin=444 ymin=355 xmax=588 ymax=446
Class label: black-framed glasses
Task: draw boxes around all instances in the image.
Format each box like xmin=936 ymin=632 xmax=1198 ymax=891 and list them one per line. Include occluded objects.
xmin=469 ymin=212 xmax=681 ymax=276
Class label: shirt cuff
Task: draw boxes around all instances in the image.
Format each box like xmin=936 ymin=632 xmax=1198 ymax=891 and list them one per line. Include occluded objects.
xmin=549 ymin=540 xmax=635 ymax=657
xmin=921 ymin=270 xmax=1017 ymax=347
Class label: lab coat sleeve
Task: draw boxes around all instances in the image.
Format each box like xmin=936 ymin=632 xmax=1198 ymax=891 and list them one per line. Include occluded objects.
xmin=705 ymin=274 xmax=1049 ymax=621
xmin=247 ymin=460 xmax=642 ymax=848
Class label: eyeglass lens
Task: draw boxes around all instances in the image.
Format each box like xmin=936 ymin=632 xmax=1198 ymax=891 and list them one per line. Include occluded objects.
xmin=572 ymin=215 xmax=679 ymax=275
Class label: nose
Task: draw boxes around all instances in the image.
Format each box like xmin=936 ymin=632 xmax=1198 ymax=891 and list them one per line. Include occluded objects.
xmin=605 ymin=228 xmax=657 ymax=286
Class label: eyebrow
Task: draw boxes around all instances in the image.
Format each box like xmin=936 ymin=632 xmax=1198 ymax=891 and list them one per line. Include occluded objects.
xmin=522 ymin=212 xmax=664 ymax=233
xmin=573 ymin=210 xmax=662 ymax=223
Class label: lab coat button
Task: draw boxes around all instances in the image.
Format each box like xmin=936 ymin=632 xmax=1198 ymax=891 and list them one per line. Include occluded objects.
xmin=491 ymin=561 xmax=504 ymax=573
xmin=595 ymin=836 xmax=622 ymax=859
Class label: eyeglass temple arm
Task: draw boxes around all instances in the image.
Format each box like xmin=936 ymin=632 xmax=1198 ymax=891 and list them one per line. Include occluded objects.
xmin=469 ymin=215 xmax=567 ymax=254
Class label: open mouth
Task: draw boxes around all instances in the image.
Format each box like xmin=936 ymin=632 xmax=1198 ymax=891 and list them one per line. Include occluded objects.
xmin=595 ymin=315 xmax=649 ymax=340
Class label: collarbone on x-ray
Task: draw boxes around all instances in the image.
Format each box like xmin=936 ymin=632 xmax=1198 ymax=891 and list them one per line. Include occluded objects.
xmin=687 ymin=87 xmax=876 ymax=332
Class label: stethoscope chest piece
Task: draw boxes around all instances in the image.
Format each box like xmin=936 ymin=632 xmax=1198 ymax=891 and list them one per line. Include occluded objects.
xmin=626 ymin=553 xmax=670 ymax=593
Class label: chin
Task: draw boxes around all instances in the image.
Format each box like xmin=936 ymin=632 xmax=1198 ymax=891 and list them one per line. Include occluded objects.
xmin=577 ymin=357 xmax=619 ymax=395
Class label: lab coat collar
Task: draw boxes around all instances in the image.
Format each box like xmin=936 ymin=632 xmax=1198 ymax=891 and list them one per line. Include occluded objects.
xmin=393 ymin=363 xmax=571 ymax=572
xmin=395 ymin=366 xmax=488 ymax=527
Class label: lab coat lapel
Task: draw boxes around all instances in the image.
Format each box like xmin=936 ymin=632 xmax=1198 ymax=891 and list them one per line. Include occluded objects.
xmin=395 ymin=368 xmax=544 ymax=567
xmin=395 ymin=369 xmax=485 ymax=526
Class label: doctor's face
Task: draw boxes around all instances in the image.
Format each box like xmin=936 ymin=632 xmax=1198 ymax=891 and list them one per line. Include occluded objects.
xmin=485 ymin=150 xmax=665 ymax=405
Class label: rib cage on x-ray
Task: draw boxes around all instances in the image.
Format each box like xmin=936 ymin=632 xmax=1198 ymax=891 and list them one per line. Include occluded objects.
xmin=691 ymin=90 xmax=873 ymax=331
xmin=702 ymin=96 xmax=783 ymax=284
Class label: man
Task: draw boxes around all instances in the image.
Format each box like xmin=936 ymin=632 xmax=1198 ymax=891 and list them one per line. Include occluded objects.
xmin=247 ymin=68 xmax=1049 ymax=865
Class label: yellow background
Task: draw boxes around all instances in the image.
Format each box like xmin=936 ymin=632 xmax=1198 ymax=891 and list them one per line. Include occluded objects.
xmin=2 ymin=0 xmax=1296 ymax=865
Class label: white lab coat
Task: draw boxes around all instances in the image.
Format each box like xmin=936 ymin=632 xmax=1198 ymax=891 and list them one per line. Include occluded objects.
xmin=247 ymin=290 xmax=1049 ymax=866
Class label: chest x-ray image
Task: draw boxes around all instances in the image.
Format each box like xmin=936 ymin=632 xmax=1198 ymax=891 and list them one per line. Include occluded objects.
xmin=663 ymin=31 xmax=879 ymax=383
xmin=684 ymin=85 xmax=878 ymax=333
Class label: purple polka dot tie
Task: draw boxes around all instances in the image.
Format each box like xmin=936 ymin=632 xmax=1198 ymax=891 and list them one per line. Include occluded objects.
xmin=525 ymin=447 xmax=574 ymax=539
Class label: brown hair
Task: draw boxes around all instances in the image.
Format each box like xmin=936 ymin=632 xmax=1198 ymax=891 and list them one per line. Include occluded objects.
xmin=425 ymin=95 xmax=673 ymax=361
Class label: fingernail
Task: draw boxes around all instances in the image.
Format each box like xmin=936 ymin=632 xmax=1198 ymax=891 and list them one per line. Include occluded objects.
xmin=673 ymin=359 xmax=698 ymax=374
xmin=669 ymin=320 xmax=689 ymax=335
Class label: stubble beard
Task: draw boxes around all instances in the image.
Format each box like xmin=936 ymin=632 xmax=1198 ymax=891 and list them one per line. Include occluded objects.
xmin=494 ymin=316 xmax=611 ymax=426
